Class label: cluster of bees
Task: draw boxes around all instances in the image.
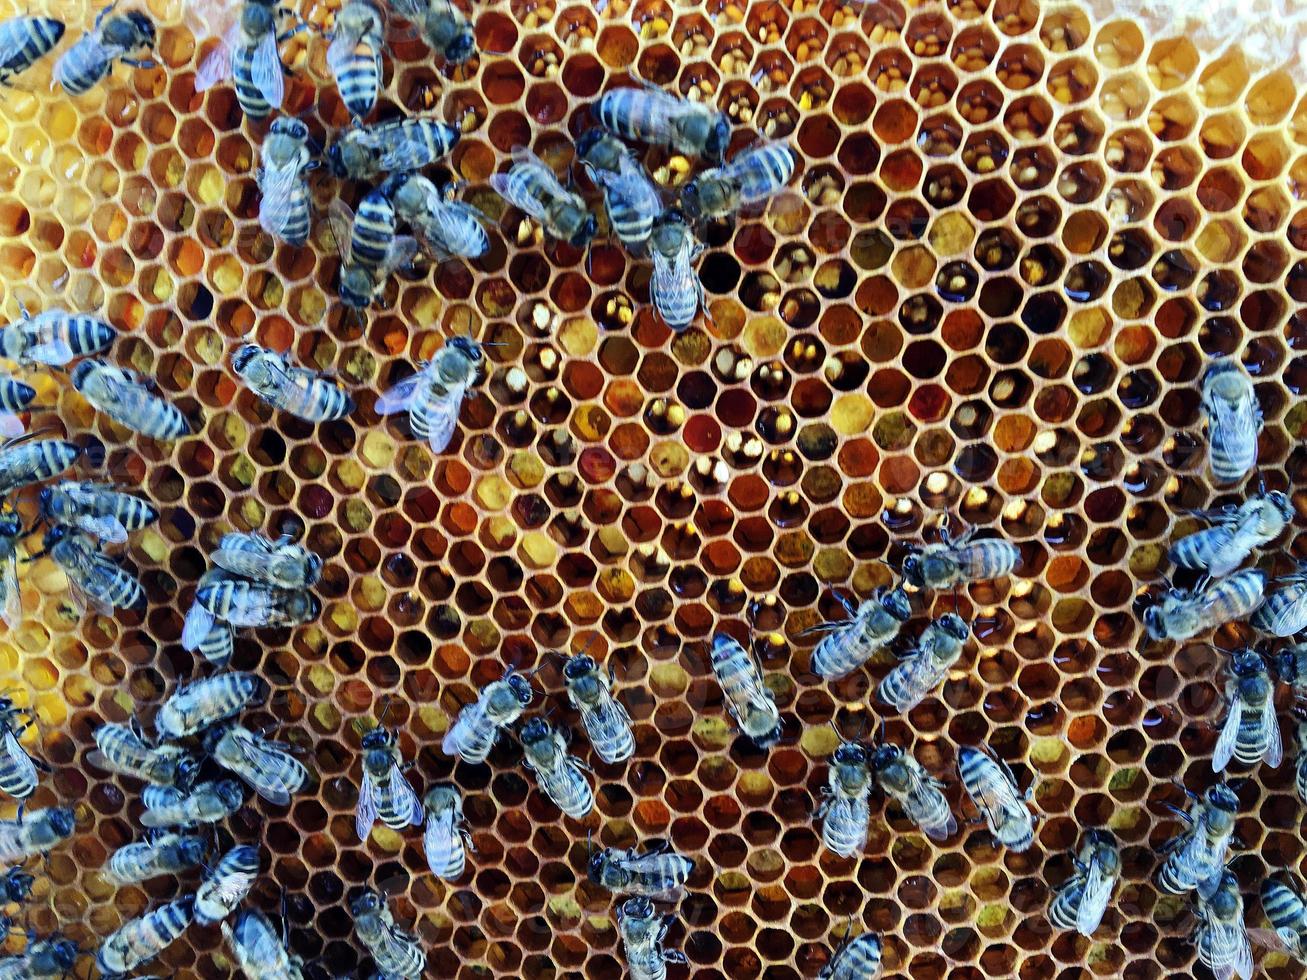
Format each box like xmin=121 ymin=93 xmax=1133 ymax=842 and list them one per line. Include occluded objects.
xmin=0 ymin=2 xmax=1305 ymax=979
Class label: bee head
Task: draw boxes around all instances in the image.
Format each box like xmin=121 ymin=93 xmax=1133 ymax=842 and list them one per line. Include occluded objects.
xmin=1229 ymin=647 xmax=1263 ymax=677
xmin=305 ymin=593 xmax=323 ymax=619
xmin=305 ymin=551 xmax=324 ymax=579
xmin=448 ymin=334 xmax=483 ymax=363
xmin=361 ymin=724 xmax=393 ymax=750
xmin=3 ymin=867 xmax=33 ymax=902
xmin=179 ymin=836 xmax=208 ymax=864
xmin=42 ymin=525 xmax=69 ymax=549
xmin=679 ymin=178 xmax=704 ymax=221
xmin=215 ymin=780 xmax=245 ymax=808
xmin=349 ymin=887 xmax=383 ymax=917
xmin=749 ymin=719 xmax=783 ymax=750
xmin=869 ymin=743 xmax=901 ymax=771
xmin=46 ymin=807 xmax=75 ymax=837
xmin=880 ymin=587 xmax=913 ymax=622
xmin=586 ymin=848 xmax=608 ymax=884
xmin=1206 ymin=782 xmax=1240 ymax=813
xmin=574 ymin=128 xmax=606 ymax=165
xmin=448 ymin=27 xmax=475 ymax=63
xmin=563 ymin=653 xmax=596 ymax=680
xmin=271 ymin=117 xmax=309 ymax=141
xmin=619 ymin=896 xmax=654 ymax=921
xmin=231 ymin=344 xmax=261 ymax=373
xmin=939 ymin=613 xmax=971 ymax=641
xmin=519 ymin=716 xmax=550 ymax=745
xmin=569 ymin=213 xmax=598 ymax=248
xmin=1141 ymin=605 xmax=1165 ymax=640
xmin=1268 ymin=490 xmax=1294 ymax=522
xmin=0 ymin=509 xmax=22 ymax=538
xmin=900 ymin=551 xmax=925 ymax=588
xmin=705 ymin=111 xmax=731 ymax=164
xmin=506 ymin=671 xmax=534 ymax=706
xmin=832 ymin=740 xmax=868 ymax=768
xmin=339 ymin=269 xmax=376 ymax=309
xmin=49 ymin=938 xmax=78 ymax=968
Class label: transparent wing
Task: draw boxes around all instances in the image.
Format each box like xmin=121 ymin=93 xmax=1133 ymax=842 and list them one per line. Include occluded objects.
xmin=258 ymin=163 xmax=305 ymax=239
xmin=182 ymin=601 xmax=216 ymax=651
xmin=1076 ymin=858 xmax=1115 ymax=935
xmin=1 ymin=554 xmax=19 ymax=629
xmin=248 ymin=30 xmax=285 ymax=108
xmin=423 ymin=384 xmax=467 ymax=454
xmin=22 ymin=340 xmax=76 ymax=364
xmin=194 ymin=27 xmax=238 ymax=91
xmin=1234 ymin=925 xmax=1254 ymax=980
xmin=76 ymin=513 xmax=129 ymax=544
xmin=1212 ymin=694 xmax=1241 ymax=772
xmin=601 ymin=157 xmax=661 ymax=211
xmin=1263 ymin=696 xmax=1283 ymax=767
xmin=423 ymin=804 xmax=456 ymax=874
xmin=1212 ymin=398 xmax=1259 ymax=458
xmin=1261 ymin=593 xmax=1307 ymax=636
xmin=905 ymin=778 xmax=956 ymax=841
xmin=510 ymin=145 xmax=568 ymax=195
xmin=326 ymin=24 xmax=364 ymax=81
xmin=427 ymin=204 xmax=488 ymax=258
xmin=97 ymin=373 xmax=187 ymax=434
xmin=376 ymin=370 xmax=427 ymax=416
xmin=230 ymin=730 xmax=306 ymax=805
xmin=324 ymin=201 xmax=355 ymax=261
xmin=488 ymin=172 xmax=546 ymax=222
xmin=377 ymin=138 xmax=433 ymax=172
xmin=391 ymin=770 xmax=425 ymax=827
xmin=355 ymin=771 xmax=378 ymax=841
xmin=442 ymin=700 xmax=487 ymax=756
xmin=65 ymin=572 xmax=113 ymax=618
xmin=379 ymin=236 xmax=420 ymax=277
xmin=880 ymin=650 xmax=945 ymax=712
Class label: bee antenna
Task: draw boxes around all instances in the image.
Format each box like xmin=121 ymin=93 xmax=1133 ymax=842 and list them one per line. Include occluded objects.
xmin=375 ymin=695 xmax=394 ymax=729
xmin=828 ymin=718 xmax=844 ymax=741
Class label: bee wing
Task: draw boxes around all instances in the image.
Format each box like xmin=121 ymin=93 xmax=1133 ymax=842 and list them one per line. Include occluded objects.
xmin=378 ymin=138 xmax=436 ymax=173
xmin=1075 ymin=858 xmax=1115 ymax=936
xmin=392 ymin=767 xmax=425 ymax=827
xmin=426 ymin=204 xmax=489 ymax=258
xmin=1 ymin=731 xmax=36 ymax=789
xmin=1 ymin=552 xmax=20 ymax=629
xmin=326 ymin=20 xmax=366 ymax=80
xmin=905 ymin=778 xmax=956 ymax=841
xmin=182 ymin=603 xmax=216 ymax=651
xmin=248 ymin=30 xmax=285 ymax=109
xmin=1211 ymin=396 xmax=1260 ymax=452
xmin=194 ymin=25 xmax=239 ymax=91
xmin=91 ymin=372 xmax=190 ymax=435
xmin=423 ymin=802 xmax=457 ymax=875
xmin=355 ymin=770 xmax=379 ymax=841
xmin=441 ymin=698 xmax=487 ymax=756
xmin=227 ymin=730 xmax=306 ymax=805
xmin=376 ymin=370 xmax=427 ymax=416
xmin=1248 ymin=927 xmax=1292 ymax=953
xmin=22 ymin=337 xmax=77 ymax=364
xmin=423 ymin=383 xmax=468 ymax=455
xmin=1233 ymin=924 xmax=1255 ymax=980
xmin=63 ymin=571 xmax=113 ymax=618
xmin=1212 ymin=692 xmax=1241 ymax=772
xmin=379 ymin=236 xmax=420 ymax=278
xmin=879 ymin=650 xmax=943 ymax=712
xmin=324 ymin=201 xmax=356 ymax=262
xmin=489 ymin=172 xmax=548 ymax=224
xmin=74 ymin=513 xmax=130 ymax=544
xmin=1258 ymin=592 xmax=1307 ymax=636
xmin=258 ymin=162 xmax=305 ymax=240
xmin=1263 ymin=695 xmax=1283 ymax=767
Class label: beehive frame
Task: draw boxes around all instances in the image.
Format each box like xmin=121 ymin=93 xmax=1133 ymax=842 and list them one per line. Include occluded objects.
xmin=0 ymin=0 xmax=1304 ymax=976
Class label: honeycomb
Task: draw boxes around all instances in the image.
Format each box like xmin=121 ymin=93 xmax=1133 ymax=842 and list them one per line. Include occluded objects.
xmin=0 ymin=0 xmax=1305 ymax=976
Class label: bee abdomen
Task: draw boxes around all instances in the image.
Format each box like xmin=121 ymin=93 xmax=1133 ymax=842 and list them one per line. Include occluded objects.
xmin=0 ymin=16 xmax=65 ymax=79
xmin=597 ymin=89 xmax=654 ymax=142
xmin=337 ymin=42 xmax=380 ymax=119
xmin=1047 ymin=882 xmax=1084 ymax=931
xmin=350 ymin=189 xmax=396 ymax=269
xmin=820 ymin=795 xmax=869 ymax=857
xmin=0 ymin=738 xmax=36 ymax=801
xmin=55 ymin=41 xmax=110 ymax=95
xmin=232 ymin=49 xmax=272 ymax=119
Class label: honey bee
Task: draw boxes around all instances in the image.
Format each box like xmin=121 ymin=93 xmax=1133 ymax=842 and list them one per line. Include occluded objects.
xmin=71 ymin=359 xmax=191 ymax=441
xmin=326 ymin=189 xmax=419 ymax=309
xmin=807 ymin=586 xmax=912 ymax=681
xmin=901 ymin=518 xmax=1020 ymax=591
xmin=1143 ymin=569 xmax=1267 ymax=641
xmin=1259 ymin=873 xmax=1307 ymax=962
xmin=876 ymin=612 xmax=970 ymax=714
xmin=0 ymin=935 xmax=78 ymax=979
xmin=233 ymin=343 xmax=354 ymax=422
xmin=208 ymin=724 xmax=310 ymax=805
xmin=648 ymin=210 xmax=704 ymax=332
xmin=519 ymin=716 xmax=593 ymax=819
xmin=89 ymin=720 xmax=199 ymax=788
xmin=398 ymin=0 xmax=475 ymax=63
xmin=0 ymin=376 xmax=35 ymax=439
xmin=211 ymin=528 xmax=323 ymax=589
xmin=385 ymin=172 xmax=491 ymax=261
xmin=815 ymin=737 xmax=871 ymax=857
xmin=0 ymin=866 xmax=32 ymax=904
xmin=1169 ymin=489 xmax=1293 ymax=577
xmin=94 ymin=896 xmax=193 ymax=979
xmin=140 ymin=779 xmax=244 ymax=828
xmin=958 ymin=746 xmax=1035 ymax=852
xmin=104 ymin=831 xmax=207 ymax=885
xmin=423 ymin=784 xmax=471 ymax=880
xmin=575 ymin=130 xmax=661 ymax=254
xmin=869 ymin=741 xmax=956 ymax=842
xmin=0 ymin=434 xmax=79 ymax=497
xmin=327 ymin=116 xmax=461 ymax=181
xmin=154 ymin=672 xmax=267 ymax=741
xmin=0 ymin=16 xmax=66 ymax=85
xmin=1192 ymin=868 xmax=1254 ymax=980
xmin=194 ymin=0 xmax=308 ymax=120
xmin=1253 ymin=561 xmax=1307 ymax=637
xmin=680 ymin=141 xmax=797 ymax=221
xmin=222 ymin=907 xmax=305 ymax=980
xmin=377 ymin=335 xmax=486 ymax=455
xmin=351 ymin=888 xmax=426 ymax=980
xmin=54 ymin=7 xmax=155 ymax=94
xmin=489 ymin=146 xmax=596 ymax=247
xmin=194 ymin=843 xmax=260 ymax=925
xmin=356 ymin=715 xmax=424 ymax=840
xmin=256 ymin=117 xmax=314 ymax=247
xmin=327 ymin=0 xmax=384 ymax=120
xmin=38 ymin=480 xmax=157 ymax=546
xmin=0 ymin=508 xmax=20 ymax=629
xmin=1048 ymin=829 xmax=1120 ymax=937
xmin=192 ymin=574 xmax=321 ymax=634
xmin=37 ymin=526 xmax=145 ymax=615
xmin=0 ymin=807 xmax=73 ymax=863
xmin=596 ymin=81 xmax=731 ymax=163
xmin=709 ymin=632 xmax=781 ymax=748
xmin=0 ymin=697 xmax=49 ymax=819
xmin=0 ymin=307 xmax=114 ymax=367
xmin=442 ymin=666 xmax=534 ymax=763
xmin=1156 ymin=782 xmax=1239 ymax=895
xmin=588 ymin=839 xmax=694 ymax=898
xmin=1202 ymin=360 xmax=1262 ymax=485
xmin=819 ymin=924 xmax=882 ymax=980
xmin=1213 ymin=647 xmax=1281 ymax=772
xmin=560 ymin=650 xmax=634 ymax=765
xmin=618 ymin=897 xmax=686 ymax=980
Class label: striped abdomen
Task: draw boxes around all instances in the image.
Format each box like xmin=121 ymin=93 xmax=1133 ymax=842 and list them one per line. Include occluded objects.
xmin=25 ymin=312 xmax=115 ymax=363
xmin=337 ymin=39 xmax=380 ymax=119
xmin=232 ymin=44 xmax=272 ymax=119
xmin=825 ymin=933 xmax=882 ymax=980
xmin=106 ymin=835 xmax=204 ymax=883
xmin=350 ymin=188 xmax=396 ymax=270
xmin=0 ymin=377 xmax=34 ymax=413
xmin=1254 ymin=582 xmax=1307 ymax=637
xmin=96 ymin=897 xmax=194 ymax=974
xmin=1048 ymin=876 xmax=1085 ymax=932
xmin=1262 ymin=879 xmax=1307 ymax=955
xmin=357 ymin=918 xmax=425 ymax=979
xmin=195 ymin=844 xmax=259 ymax=924
xmin=820 ymin=794 xmax=869 ymax=857
xmin=1205 ymin=569 xmax=1267 ymax=627
xmin=424 ymin=816 xmax=467 ymax=879
xmin=597 ymin=89 xmax=665 ymax=144
xmin=285 ymin=374 xmax=352 ymax=421
xmin=0 ymin=440 xmax=78 ymax=495
xmin=54 ymin=38 xmax=111 ymax=95
xmin=532 ymin=756 xmax=593 ymax=819
xmin=0 ymin=16 xmax=65 ymax=80
xmin=442 ymin=701 xmax=496 ymax=763
xmin=1157 ymin=832 xmax=1225 ymax=894
xmin=730 ymin=144 xmax=797 ymax=201
xmin=0 ymin=731 xmax=36 ymax=801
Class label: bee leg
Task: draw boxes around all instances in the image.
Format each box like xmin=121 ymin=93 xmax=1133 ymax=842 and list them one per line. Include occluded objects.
xmin=31 ymin=757 xmax=51 ymax=774
xmin=121 ymin=57 xmax=158 ymax=70
xmin=13 ymin=803 xmax=21 ymax=825
xmin=94 ymin=2 xmax=116 ymax=30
